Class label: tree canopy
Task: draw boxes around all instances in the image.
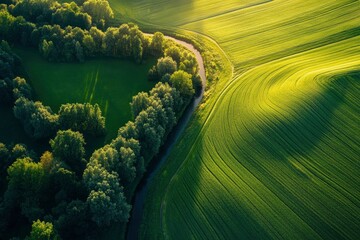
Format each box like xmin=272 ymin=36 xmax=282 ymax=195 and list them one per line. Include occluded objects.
xmin=27 ymin=220 xmax=58 ymax=240
xmin=50 ymin=130 xmax=86 ymax=174
xmin=58 ymin=103 xmax=106 ymax=136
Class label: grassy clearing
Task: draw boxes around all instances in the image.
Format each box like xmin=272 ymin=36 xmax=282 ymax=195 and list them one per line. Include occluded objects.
xmin=111 ymin=0 xmax=360 ymax=239
xmin=0 ymin=47 xmax=155 ymax=154
xmin=12 ymin=47 xmax=156 ymax=144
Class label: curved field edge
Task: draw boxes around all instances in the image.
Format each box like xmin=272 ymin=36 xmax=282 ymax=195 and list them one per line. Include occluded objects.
xmin=161 ymin=38 xmax=360 ymax=239
xmin=140 ymin=35 xmax=233 ymax=240
xmin=110 ymin=0 xmax=360 ymax=239
xmin=103 ymin=10 xmax=234 ymax=239
xmin=105 ymin=19 xmax=235 ymax=240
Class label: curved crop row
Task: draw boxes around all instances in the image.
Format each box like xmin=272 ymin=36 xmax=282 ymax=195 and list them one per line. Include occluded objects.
xmin=114 ymin=0 xmax=360 ymax=239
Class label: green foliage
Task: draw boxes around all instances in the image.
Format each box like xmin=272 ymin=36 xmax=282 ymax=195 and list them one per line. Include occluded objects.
xmin=55 ymin=200 xmax=90 ymax=239
xmin=51 ymin=2 xmax=92 ymax=29
xmin=147 ymin=65 xmax=158 ymax=81
xmin=82 ymin=34 xmax=95 ymax=55
xmin=156 ymin=56 xmax=177 ymax=79
xmin=132 ymin=35 xmax=143 ymax=63
xmin=50 ymin=130 xmax=86 ymax=174
xmin=134 ymin=106 xmax=165 ymax=158
xmin=39 ymin=39 xmax=57 ymax=62
xmin=117 ymin=1 xmax=360 ymax=240
xmin=13 ymin=97 xmax=59 ymax=139
xmin=165 ymin=45 xmax=182 ymax=64
xmin=111 ymin=135 xmax=144 ymax=176
xmin=11 ymin=0 xmax=55 ymax=23
xmin=130 ymin=91 xmax=150 ymax=118
xmin=58 ymin=103 xmax=106 ymax=136
xmin=0 ymin=41 xmax=29 ymax=104
xmin=0 ymin=40 xmax=21 ymax=80
xmin=89 ymin=144 xmax=120 ymax=173
xmin=169 ymin=70 xmax=194 ymax=101
xmin=82 ymin=0 xmax=114 ymax=27
xmin=11 ymin=143 xmax=31 ymax=160
xmin=28 ymin=220 xmax=57 ymax=240
xmin=0 ymin=2 xmax=203 ymax=239
xmin=118 ymin=146 xmax=136 ymax=183
xmin=0 ymin=142 xmax=10 ymax=190
xmin=83 ymin=161 xmax=130 ymax=226
xmin=179 ymin=51 xmax=198 ymax=76
xmin=150 ymin=32 xmax=164 ymax=55
xmin=5 ymin=157 xmax=47 ymax=221
xmin=12 ymin=77 xmax=32 ymax=100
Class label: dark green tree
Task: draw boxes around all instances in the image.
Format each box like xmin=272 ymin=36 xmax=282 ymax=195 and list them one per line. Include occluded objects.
xmin=156 ymin=56 xmax=177 ymax=78
xmin=13 ymin=97 xmax=59 ymax=139
xmin=89 ymin=145 xmax=120 ymax=173
xmin=58 ymin=103 xmax=105 ymax=136
xmin=150 ymin=32 xmax=164 ymax=55
xmin=82 ymin=0 xmax=114 ymax=26
xmin=83 ymin=162 xmax=130 ymax=226
xmin=130 ymin=91 xmax=150 ymax=118
xmin=170 ymin=70 xmax=195 ymax=101
xmin=50 ymin=130 xmax=86 ymax=174
xmin=5 ymin=157 xmax=47 ymax=221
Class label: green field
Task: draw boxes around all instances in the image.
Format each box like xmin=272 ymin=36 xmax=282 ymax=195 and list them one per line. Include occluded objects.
xmin=111 ymin=0 xmax=360 ymax=239
xmin=3 ymin=47 xmax=156 ymax=148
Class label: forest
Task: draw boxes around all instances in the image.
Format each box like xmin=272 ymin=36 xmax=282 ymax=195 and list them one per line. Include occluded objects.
xmin=0 ymin=0 xmax=201 ymax=239
xmin=2 ymin=0 xmax=358 ymax=239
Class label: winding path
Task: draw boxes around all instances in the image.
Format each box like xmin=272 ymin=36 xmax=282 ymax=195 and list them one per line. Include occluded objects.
xmin=126 ymin=35 xmax=207 ymax=240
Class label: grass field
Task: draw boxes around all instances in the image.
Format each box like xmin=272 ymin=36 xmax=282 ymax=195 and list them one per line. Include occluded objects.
xmin=10 ymin=47 xmax=156 ymax=145
xmin=110 ymin=0 xmax=360 ymax=239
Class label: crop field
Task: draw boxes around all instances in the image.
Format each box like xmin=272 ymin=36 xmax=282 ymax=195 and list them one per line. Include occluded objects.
xmin=111 ymin=0 xmax=360 ymax=239
xmin=12 ymin=47 xmax=156 ymax=143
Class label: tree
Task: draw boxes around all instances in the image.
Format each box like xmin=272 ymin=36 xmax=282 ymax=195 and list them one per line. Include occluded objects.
xmin=83 ymin=162 xmax=130 ymax=226
xmin=111 ymin=135 xmax=144 ymax=176
xmin=82 ymin=34 xmax=95 ymax=56
xmin=150 ymin=32 xmax=164 ymax=55
xmin=170 ymin=70 xmax=195 ymax=101
xmin=116 ymin=121 xmax=138 ymax=140
xmin=87 ymin=188 xmax=130 ymax=226
xmin=39 ymin=39 xmax=57 ymax=61
xmin=55 ymin=200 xmax=90 ymax=239
xmin=132 ymin=35 xmax=143 ymax=63
xmin=28 ymin=220 xmax=58 ymax=240
xmin=82 ymin=0 xmax=114 ymax=26
xmin=11 ymin=0 xmax=55 ymax=24
xmin=165 ymin=45 xmax=182 ymax=64
xmin=5 ymin=157 xmax=47 ymax=221
xmin=89 ymin=145 xmax=120 ymax=173
xmin=51 ymin=3 xmax=92 ymax=29
xmin=130 ymin=92 xmax=150 ymax=118
xmin=13 ymin=97 xmax=59 ymax=139
xmin=11 ymin=143 xmax=30 ymax=160
xmin=102 ymin=27 xmax=117 ymax=55
xmin=147 ymin=65 xmax=159 ymax=81
xmin=118 ymin=147 xmax=136 ymax=183
xmin=58 ymin=103 xmax=105 ymax=136
xmin=89 ymin=26 xmax=104 ymax=52
xmin=150 ymin=82 xmax=181 ymax=128
xmin=12 ymin=76 xmax=32 ymax=100
xmin=75 ymin=41 xmax=84 ymax=62
xmin=179 ymin=51 xmax=198 ymax=76
xmin=0 ymin=78 xmax=12 ymax=104
xmin=134 ymin=107 xmax=165 ymax=158
xmin=156 ymin=56 xmax=177 ymax=78
xmin=50 ymin=130 xmax=86 ymax=174
xmin=0 ymin=143 xmax=10 ymax=189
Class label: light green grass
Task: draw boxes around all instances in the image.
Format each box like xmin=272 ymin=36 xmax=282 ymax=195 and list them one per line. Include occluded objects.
xmin=0 ymin=47 xmax=156 ymax=152
xmin=111 ymin=0 xmax=360 ymax=239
